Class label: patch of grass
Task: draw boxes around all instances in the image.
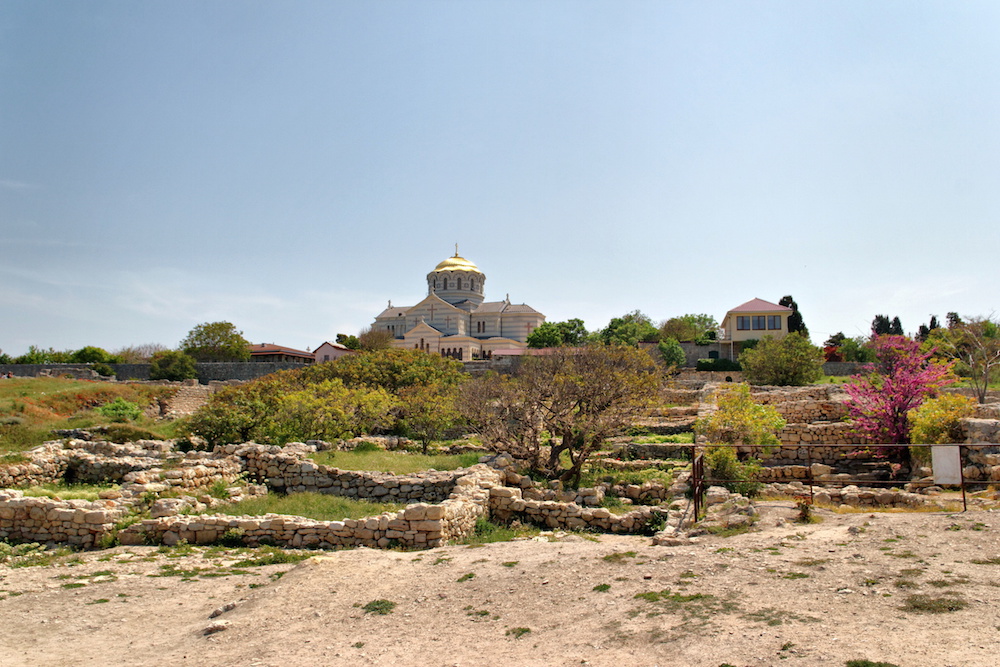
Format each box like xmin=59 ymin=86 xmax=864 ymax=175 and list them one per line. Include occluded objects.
xmin=20 ymin=483 xmax=116 ymax=501
xmin=310 ymin=449 xmax=481 ymax=474
xmin=633 ymin=589 xmax=738 ymax=620
xmin=845 ymin=661 xmax=901 ymax=667
xmin=900 ymin=593 xmax=968 ymax=613
xmin=362 ymin=599 xmax=396 ymax=615
xmin=970 ymin=556 xmax=1000 ymax=565
xmin=602 ymin=551 xmax=638 ymax=563
xmin=782 ymin=572 xmax=809 ymax=580
xmin=217 ymin=492 xmax=405 ymax=522
xmin=593 ymin=583 xmax=611 ymax=592
xmin=230 ymin=546 xmax=311 ymax=568
xmin=501 ymin=561 xmax=518 ymax=568
xmin=0 ymin=541 xmax=75 ymax=568
xmin=457 ymin=572 xmax=475 ymax=582
xmin=743 ymin=607 xmax=821 ymax=626
xmin=506 ymin=627 xmax=531 ymax=639
xmin=460 ymin=517 xmax=539 ymax=545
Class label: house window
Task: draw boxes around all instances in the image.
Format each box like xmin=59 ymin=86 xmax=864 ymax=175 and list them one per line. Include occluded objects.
xmin=323 ymin=354 xmax=329 ymax=361
xmin=737 ymin=316 xmax=750 ymax=330
xmin=752 ymin=316 xmax=766 ymax=330
xmin=768 ymin=315 xmax=782 ymax=330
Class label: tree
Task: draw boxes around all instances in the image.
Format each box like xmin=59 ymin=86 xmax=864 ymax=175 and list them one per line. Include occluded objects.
xmin=272 ymin=379 xmax=395 ymax=443
xmin=738 ymin=332 xmax=825 ymax=386
xmin=599 ymin=310 xmax=659 ymax=346
xmin=526 ymin=322 xmax=564 ymax=348
xmin=838 ymin=336 xmax=876 ymax=363
xmin=657 ymin=337 xmax=686 ymax=370
xmin=357 ymin=326 xmax=394 ymax=351
xmin=149 ymin=350 xmax=198 ymax=381
xmin=527 ymin=319 xmax=589 ymax=348
xmin=180 ymin=322 xmax=251 ymax=362
xmin=694 ymin=383 xmax=786 ymax=496
xmin=336 ymin=333 xmax=361 ymax=350
xmin=460 ymin=345 xmax=660 ymax=485
xmin=694 ymin=382 xmax=787 ymax=446
xmin=927 ymin=315 xmax=1000 ymax=403
xmin=71 ymin=346 xmax=121 ymax=364
xmin=779 ymin=296 xmax=808 ymax=338
xmin=890 ymin=317 xmax=904 ymax=336
xmin=871 ymin=315 xmax=892 ymax=336
xmin=658 ymin=314 xmax=719 ymax=343
xmin=113 ymin=343 xmax=168 ymax=363
xmin=397 ymin=384 xmax=463 ymax=454
xmin=302 ymin=348 xmax=466 ymax=393
xmin=824 ymin=332 xmax=846 ymax=348
xmin=843 ymin=335 xmax=955 ymax=447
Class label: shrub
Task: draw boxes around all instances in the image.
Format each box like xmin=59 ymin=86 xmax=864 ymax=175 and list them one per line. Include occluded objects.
xmin=697 ymin=358 xmax=741 ymax=372
xmin=657 ymin=337 xmax=686 ymax=369
xmin=908 ymin=394 xmax=977 ymax=445
xmin=738 ymin=332 xmax=824 ymax=386
xmin=694 ymin=383 xmax=786 ymax=447
xmin=94 ymin=397 xmax=143 ymax=423
xmin=704 ymin=445 xmax=763 ymax=497
xmin=149 ymin=350 xmax=198 ymax=381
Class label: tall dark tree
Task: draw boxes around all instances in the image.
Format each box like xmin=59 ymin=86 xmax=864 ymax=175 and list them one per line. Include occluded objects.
xmin=779 ymin=296 xmax=808 ymax=338
xmin=889 ymin=317 xmax=904 ymax=336
xmin=947 ymin=312 xmax=963 ymax=329
xmin=872 ymin=314 xmax=892 ymax=336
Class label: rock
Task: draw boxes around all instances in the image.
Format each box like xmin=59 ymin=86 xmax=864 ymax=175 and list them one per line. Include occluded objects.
xmin=203 ymin=621 xmax=230 ymax=635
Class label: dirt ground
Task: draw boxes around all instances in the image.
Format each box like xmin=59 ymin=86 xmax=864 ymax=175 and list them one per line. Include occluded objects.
xmin=2 ymin=503 xmax=1000 ymax=667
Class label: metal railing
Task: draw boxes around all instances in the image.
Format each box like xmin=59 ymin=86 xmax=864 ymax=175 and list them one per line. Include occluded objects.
xmin=689 ymin=442 xmax=986 ymax=521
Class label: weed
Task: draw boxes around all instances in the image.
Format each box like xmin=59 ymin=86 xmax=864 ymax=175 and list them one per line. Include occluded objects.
xmin=362 ymin=599 xmax=396 ymax=615
xmin=970 ymin=556 xmax=1000 ymax=565
xmin=501 ymin=561 xmax=518 ymax=568
xmin=844 ymin=661 xmax=901 ymax=667
xmin=593 ymin=583 xmax=611 ymax=592
xmin=230 ymin=546 xmax=310 ymax=568
xmin=782 ymin=572 xmax=809 ymax=580
xmin=353 ymin=642 xmax=365 ymax=648
xmin=457 ymin=573 xmax=475 ymax=583
xmin=506 ymin=627 xmax=531 ymax=639
xmin=900 ymin=593 xmax=968 ymax=613
xmin=602 ymin=551 xmax=637 ymax=563
xmin=742 ymin=607 xmax=821 ymax=626
xmin=86 ymin=598 xmax=110 ymax=605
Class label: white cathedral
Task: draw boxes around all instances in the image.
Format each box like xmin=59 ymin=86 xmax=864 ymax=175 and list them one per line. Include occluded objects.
xmin=373 ymin=250 xmax=545 ymax=360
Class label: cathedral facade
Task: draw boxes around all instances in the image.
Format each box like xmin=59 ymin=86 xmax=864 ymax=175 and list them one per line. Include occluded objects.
xmin=373 ymin=251 xmax=545 ymax=360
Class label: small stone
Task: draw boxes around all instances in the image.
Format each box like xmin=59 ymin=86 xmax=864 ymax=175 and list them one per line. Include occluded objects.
xmin=203 ymin=621 xmax=230 ymax=635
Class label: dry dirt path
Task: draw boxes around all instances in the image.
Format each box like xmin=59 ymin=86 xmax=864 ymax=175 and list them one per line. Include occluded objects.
xmin=3 ymin=504 xmax=1000 ymax=667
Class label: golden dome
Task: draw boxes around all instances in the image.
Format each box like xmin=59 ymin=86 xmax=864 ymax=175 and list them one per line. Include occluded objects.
xmin=433 ymin=254 xmax=481 ymax=273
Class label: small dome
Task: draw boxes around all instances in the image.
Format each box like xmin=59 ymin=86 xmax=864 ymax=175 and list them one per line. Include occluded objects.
xmin=433 ymin=254 xmax=481 ymax=273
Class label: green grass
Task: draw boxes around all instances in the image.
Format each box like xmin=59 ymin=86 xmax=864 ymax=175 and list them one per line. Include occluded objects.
xmin=362 ymin=599 xmax=396 ymax=615
xmin=581 ymin=466 xmax=681 ymax=490
xmin=630 ymin=433 xmax=694 ymax=445
xmin=460 ymin=517 xmax=540 ymax=545
xmin=309 ymin=449 xmax=482 ymax=474
xmin=21 ymin=482 xmax=117 ymax=500
xmin=0 ymin=377 xmax=179 ymax=453
xmin=216 ymin=492 xmax=405 ymax=521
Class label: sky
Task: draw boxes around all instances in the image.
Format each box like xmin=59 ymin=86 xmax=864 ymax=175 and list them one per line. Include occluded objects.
xmin=2 ymin=1 xmax=998 ymax=357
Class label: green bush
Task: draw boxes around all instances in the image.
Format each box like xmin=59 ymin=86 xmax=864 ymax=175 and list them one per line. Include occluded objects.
xmin=908 ymin=394 xmax=977 ymax=444
xmin=696 ymin=358 xmax=741 ymax=372
xmin=704 ymin=445 xmax=763 ymax=497
xmin=149 ymin=350 xmax=198 ymax=381
xmin=694 ymin=383 xmax=786 ymax=447
xmin=94 ymin=397 xmax=143 ymax=423
xmin=738 ymin=332 xmax=825 ymax=386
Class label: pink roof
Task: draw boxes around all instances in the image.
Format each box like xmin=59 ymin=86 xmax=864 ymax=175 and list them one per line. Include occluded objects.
xmin=727 ymin=298 xmax=791 ymax=313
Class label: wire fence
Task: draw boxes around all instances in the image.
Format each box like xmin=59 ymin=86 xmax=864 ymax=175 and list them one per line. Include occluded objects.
xmin=689 ymin=442 xmax=986 ymax=521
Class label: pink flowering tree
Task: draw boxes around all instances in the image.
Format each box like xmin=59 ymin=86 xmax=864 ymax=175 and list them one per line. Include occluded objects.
xmin=843 ymin=335 xmax=955 ymax=452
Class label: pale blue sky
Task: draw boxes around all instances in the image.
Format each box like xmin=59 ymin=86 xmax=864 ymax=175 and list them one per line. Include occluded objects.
xmin=2 ymin=1 xmax=998 ymax=356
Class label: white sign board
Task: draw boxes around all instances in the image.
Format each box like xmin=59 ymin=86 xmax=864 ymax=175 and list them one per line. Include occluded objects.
xmin=932 ymin=445 xmax=962 ymax=486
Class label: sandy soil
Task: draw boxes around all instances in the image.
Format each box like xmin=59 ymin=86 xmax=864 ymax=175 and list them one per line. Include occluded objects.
xmin=3 ymin=503 xmax=1000 ymax=667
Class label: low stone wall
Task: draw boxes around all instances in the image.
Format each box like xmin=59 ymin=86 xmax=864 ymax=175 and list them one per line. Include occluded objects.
xmin=777 ymin=422 xmax=856 ymax=447
xmin=233 ymin=443 xmax=465 ymax=502
xmin=119 ymin=465 xmax=503 ymax=549
xmin=488 ymin=485 xmax=666 ymax=533
xmin=763 ymin=481 xmax=927 ymax=509
xmin=0 ymin=489 xmax=130 ymax=548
